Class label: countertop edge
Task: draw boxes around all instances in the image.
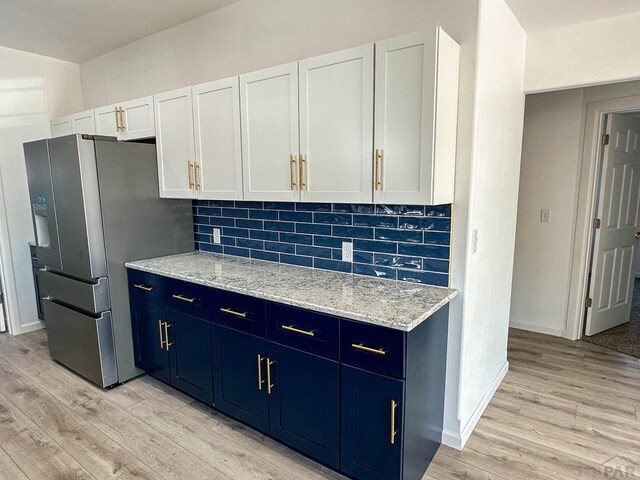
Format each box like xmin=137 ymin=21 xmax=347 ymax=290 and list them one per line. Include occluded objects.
xmin=125 ymin=261 xmax=457 ymax=332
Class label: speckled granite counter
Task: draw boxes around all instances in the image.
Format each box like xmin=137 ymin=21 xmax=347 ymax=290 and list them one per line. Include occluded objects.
xmin=125 ymin=251 xmax=457 ymax=331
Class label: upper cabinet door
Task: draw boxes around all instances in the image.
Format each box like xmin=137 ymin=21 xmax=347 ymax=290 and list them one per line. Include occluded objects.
xmin=240 ymin=63 xmax=299 ymax=201
xmin=193 ymin=77 xmax=243 ymax=200
xmin=374 ymin=28 xmax=460 ymax=205
xmin=299 ymin=44 xmax=374 ymax=203
xmin=94 ymin=104 xmax=122 ymax=139
xmin=121 ymin=96 xmax=155 ymax=140
xmin=154 ymin=87 xmax=196 ymax=199
xmin=50 ymin=116 xmax=72 ymax=137
xmin=70 ymin=110 xmax=96 ymax=135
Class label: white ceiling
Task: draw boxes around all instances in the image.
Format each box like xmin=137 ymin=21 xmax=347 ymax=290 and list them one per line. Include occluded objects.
xmin=0 ymin=0 xmax=240 ymax=63
xmin=506 ymin=0 xmax=640 ymax=33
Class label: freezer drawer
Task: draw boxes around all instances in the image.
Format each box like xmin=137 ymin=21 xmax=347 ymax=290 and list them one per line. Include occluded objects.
xmin=40 ymin=270 xmax=110 ymax=314
xmin=43 ymin=298 xmax=117 ymax=387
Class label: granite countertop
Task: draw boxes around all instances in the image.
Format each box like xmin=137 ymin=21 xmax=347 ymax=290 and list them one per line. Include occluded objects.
xmin=125 ymin=251 xmax=457 ymax=331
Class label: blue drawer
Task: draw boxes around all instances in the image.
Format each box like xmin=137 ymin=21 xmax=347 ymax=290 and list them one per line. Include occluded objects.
xmin=267 ymin=303 xmax=339 ymax=360
xmin=341 ymin=320 xmax=406 ymax=379
xmin=164 ymin=278 xmax=209 ymax=320
xmin=212 ymin=290 xmax=266 ymax=337
xmin=128 ymin=269 xmax=165 ymax=305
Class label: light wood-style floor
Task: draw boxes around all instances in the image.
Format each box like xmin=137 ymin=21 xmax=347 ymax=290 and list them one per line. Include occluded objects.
xmin=0 ymin=328 xmax=638 ymax=479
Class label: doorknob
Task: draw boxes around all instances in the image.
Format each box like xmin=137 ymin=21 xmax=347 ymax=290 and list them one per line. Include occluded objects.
xmin=636 ymin=232 xmax=640 ymax=240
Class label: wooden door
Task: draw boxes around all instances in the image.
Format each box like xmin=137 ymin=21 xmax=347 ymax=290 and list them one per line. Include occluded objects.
xmin=121 ymin=96 xmax=155 ymax=140
xmin=341 ymin=365 xmax=403 ymax=480
xmin=70 ymin=110 xmax=96 ymax=134
xmin=50 ymin=116 xmax=72 ymax=137
xmin=154 ymin=87 xmax=197 ymax=199
xmin=267 ymin=342 xmax=340 ymax=468
xmin=299 ymin=45 xmax=373 ymax=203
xmin=211 ymin=325 xmax=269 ymax=433
xmin=240 ymin=63 xmax=299 ymax=201
xmin=193 ymin=77 xmax=243 ymax=200
xmin=586 ymin=113 xmax=640 ymax=335
xmin=94 ymin=104 xmax=122 ymax=139
xmin=130 ymin=298 xmax=170 ymax=383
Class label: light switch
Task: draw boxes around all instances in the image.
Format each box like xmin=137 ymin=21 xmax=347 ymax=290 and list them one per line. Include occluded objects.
xmin=540 ymin=209 xmax=551 ymax=223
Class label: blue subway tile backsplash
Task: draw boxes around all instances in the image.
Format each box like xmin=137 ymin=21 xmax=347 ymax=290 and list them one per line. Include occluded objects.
xmin=193 ymin=201 xmax=452 ymax=287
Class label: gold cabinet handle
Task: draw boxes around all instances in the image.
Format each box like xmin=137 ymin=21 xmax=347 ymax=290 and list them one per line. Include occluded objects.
xmin=134 ymin=284 xmax=154 ymax=292
xmin=299 ymin=154 xmax=306 ymax=189
xmin=158 ymin=320 xmax=165 ymax=349
xmin=281 ymin=325 xmax=315 ymax=337
xmin=390 ymin=400 xmax=398 ymax=444
xmin=164 ymin=322 xmax=173 ymax=351
xmin=114 ymin=107 xmax=121 ymax=131
xmin=266 ymin=358 xmax=275 ymax=395
xmin=172 ymin=294 xmax=196 ymax=303
xmin=119 ymin=107 xmax=127 ymax=132
xmin=188 ymin=161 xmax=195 ymax=189
xmin=289 ymin=155 xmax=297 ymax=190
xmin=351 ymin=343 xmax=386 ymax=355
xmin=219 ymin=307 xmax=247 ymax=318
xmin=375 ymin=149 xmax=382 ymax=190
xmin=194 ymin=162 xmax=201 ymax=190
xmin=257 ymin=354 xmax=265 ymax=390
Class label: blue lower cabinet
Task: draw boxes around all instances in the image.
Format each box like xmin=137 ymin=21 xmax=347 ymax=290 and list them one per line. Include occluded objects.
xmin=166 ymin=309 xmax=213 ymax=405
xmin=267 ymin=342 xmax=340 ymax=469
xmin=341 ymin=365 xmax=404 ymax=480
xmin=130 ymin=298 xmax=170 ymax=384
xmin=211 ymin=325 xmax=269 ymax=433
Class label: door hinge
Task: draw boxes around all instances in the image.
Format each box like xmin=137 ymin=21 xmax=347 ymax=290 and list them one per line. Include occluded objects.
xmin=0 ymin=293 xmax=3 ymax=304
xmin=585 ymin=297 xmax=593 ymax=308
xmin=593 ymin=218 xmax=601 ymax=229
xmin=601 ymin=133 xmax=610 ymax=146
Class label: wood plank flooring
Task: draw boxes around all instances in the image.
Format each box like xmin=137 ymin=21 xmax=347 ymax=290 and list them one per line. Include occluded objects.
xmin=0 ymin=328 xmax=638 ymax=479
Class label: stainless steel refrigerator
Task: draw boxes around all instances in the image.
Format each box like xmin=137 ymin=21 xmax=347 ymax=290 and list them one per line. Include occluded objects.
xmin=24 ymin=134 xmax=193 ymax=388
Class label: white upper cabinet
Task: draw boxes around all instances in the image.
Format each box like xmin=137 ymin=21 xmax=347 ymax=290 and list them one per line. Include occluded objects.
xmin=193 ymin=77 xmax=243 ymax=200
xmin=70 ymin=110 xmax=96 ymax=134
xmin=299 ymin=44 xmax=374 ymax=203
xmin=50 ymin=116 xmax=72 ymax=137
xmin=374 ymin=28 xmax=460 ymax=205
xmin=240 ymin=63 xmax=299 ymax=201
xmin=94 ymin=96 xmax=155 ymax=140
xmin=154 ymin=87 xmax=197 ymax=199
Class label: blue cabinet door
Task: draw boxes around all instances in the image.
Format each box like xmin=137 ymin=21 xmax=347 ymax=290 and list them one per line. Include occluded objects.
xmin=211 ymin=325 xmax=269 ymax=433
xmin=130 ymin=298 xmax=170 ymax=384
xmin=341 ymin=365 xmax=404 ymax=480
xmin=166 ymin=309 xmax=213 ymax=405
xmin=268 ymin=342 xmax=340 ymax=469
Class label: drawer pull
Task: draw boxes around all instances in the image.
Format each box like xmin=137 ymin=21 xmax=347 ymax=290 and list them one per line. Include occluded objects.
xmin=390 ymin=400 xmax=398 ymax=444
xmin=352 ymin=343 xmax=386 ymax=355
xmin=220 ymin=307 xmax=247 ymax=318
xmin=172 ymin=294 xmax=196 ymax=303
xmin=134 ymin=284 xmax=154 ymax=292
xmin=257 ymin=354 xmax=265 ymax=390
xmin=281 ymin=325 xmax=315 ymax=337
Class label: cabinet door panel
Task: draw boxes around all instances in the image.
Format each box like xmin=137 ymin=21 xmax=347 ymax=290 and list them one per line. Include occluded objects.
xmin=154 ymin=87 xmax=196 ymax=199
xmin=122 ymin=96 xmax=155 ymax=140
xmin=212 ymin=325 xmax=269 ymax=433
xmin=193 ymin=77 xmax=243 ymax=200
xmin=94 ymin=105 xmax=121 ymax=138
xmin=299 ymin=45 xmax=373 ymax=203
xmin=70 ymin=110 xmax=96 ymax=135
xmin=341 ymin=366 xmax=403 ymax=480
xmin=130 ymin=298 xmax=170 ymax=383
xmin=50 ymin=117 xmax=72 ymax=137
xmin=240 ymin=63 xmax=299 ymax=201
xmin=167 ymin=309 xmax=213 ymax=405
xmin=268 ymin=343 xmax=339 ymax=468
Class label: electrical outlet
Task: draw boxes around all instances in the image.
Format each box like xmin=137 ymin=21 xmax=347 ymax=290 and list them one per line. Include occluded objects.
xmin=342 ymin=242 xmax=353 ymax=262
xmin=540 ymin=209 xmax=551 ymax=223
xmin=213 ymin=228 xmax=221 ymax=244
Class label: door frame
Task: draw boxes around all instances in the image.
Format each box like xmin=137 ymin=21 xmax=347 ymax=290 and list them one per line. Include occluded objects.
xmin=566 ymin=94 xmax=640 ymax=340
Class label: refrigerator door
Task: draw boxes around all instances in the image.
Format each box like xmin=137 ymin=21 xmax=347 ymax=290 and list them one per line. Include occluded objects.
xmin=24 ymin=139 xmax=62 ymax=270
xmin=47 ymin=135 xmax=107 ymax=279
xmin=43 ymin=298 xmax=117 ymax=387
xmin=39 ymin=269 xmax=110 ymax=314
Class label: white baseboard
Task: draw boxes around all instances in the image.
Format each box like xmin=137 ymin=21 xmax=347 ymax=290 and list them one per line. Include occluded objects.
xmin=442 ymin=361 xmax=509 ymax=450
xmin=509 ymin=320 xmax=564 ymax=337
xmin=12 ymin=320 xmax=45 ymax=336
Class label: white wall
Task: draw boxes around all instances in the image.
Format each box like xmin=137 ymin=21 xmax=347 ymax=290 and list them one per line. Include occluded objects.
xmin=525 ymin=12 xmax=640 ymax=93
xmin=510 ymin=89 xmax=585 ymax=336
xmin=80 ymin=0 xmax=478 ymax=108
xmin=455 ymin=0 xmax=526 ymax=448
xmin=0 ymin=45 xmax=83 ymax=334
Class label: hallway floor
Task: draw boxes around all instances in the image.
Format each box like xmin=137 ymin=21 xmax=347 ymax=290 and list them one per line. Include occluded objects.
xmin=0 ymin=328 xmax=638 ymax=479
